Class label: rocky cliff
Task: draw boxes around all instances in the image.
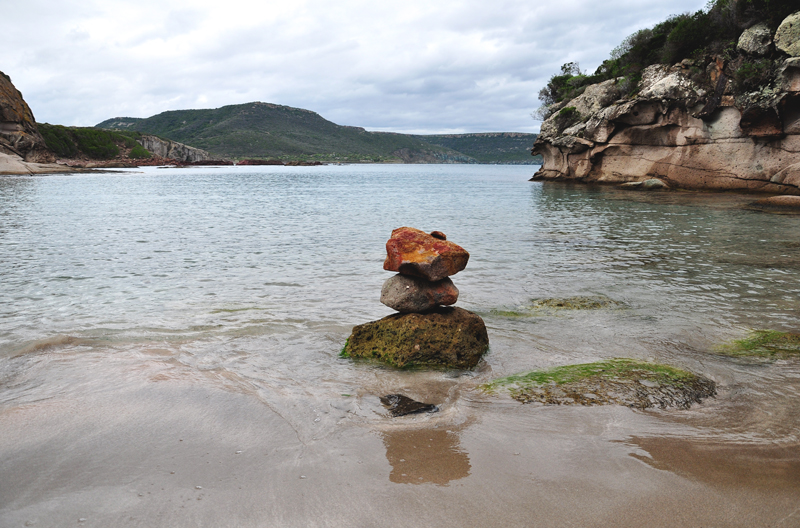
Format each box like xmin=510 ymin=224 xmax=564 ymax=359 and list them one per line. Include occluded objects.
xmin=532 ymin=11 xmax=800 ymax=194
xmin=0 ymin=71 xmax=53 ymax=163
xmin=138 ymin=135 xmax=209 ymax=163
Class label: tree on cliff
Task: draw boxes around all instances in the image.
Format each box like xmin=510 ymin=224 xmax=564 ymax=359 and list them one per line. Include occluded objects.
xmin=536 ymin=0 xmax=798 ymax=118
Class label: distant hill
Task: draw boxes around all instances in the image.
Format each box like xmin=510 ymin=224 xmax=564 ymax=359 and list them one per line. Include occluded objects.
xmin=96 ymin=102 xmax=540 ymax=164
xmin=412 ymin=133 xmax=539 ymax=164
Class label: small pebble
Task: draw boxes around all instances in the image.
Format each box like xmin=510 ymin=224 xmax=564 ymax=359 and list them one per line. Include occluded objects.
xmin=299 ymin=475 xmax=307 ymax=479
xmin=78 ymin=519 xmax=86 ymax=523
xmin=235 ymin=450 xmax=242 ymax=454
xmin=195 ymin=486 xmax=202 ymax=490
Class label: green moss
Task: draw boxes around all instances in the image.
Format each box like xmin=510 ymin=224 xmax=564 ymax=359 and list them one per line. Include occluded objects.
xmin=489 ymin=296 xmax=620 ymax=318
xmin=482 ymin=359 xmax=695 ymax=393
xmin=343 ymin=308 xmax=489 ymax=369
xmin=716 ymin=330 xmax=800 ymax=358
xmin=339 ymin=338 xmax=350 ymax=358
xmin=489 ymin=309 xmax=529 ymax=317
xmin=129 ymin=144 xmax=152 ymax=159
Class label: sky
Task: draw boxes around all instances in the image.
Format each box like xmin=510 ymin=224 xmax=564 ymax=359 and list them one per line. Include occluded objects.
xmin=3 ymin=0 xmax=707 ymax=134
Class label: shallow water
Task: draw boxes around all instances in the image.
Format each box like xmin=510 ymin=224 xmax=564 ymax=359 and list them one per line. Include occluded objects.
xmin=1 ymin=164 xmax=799 ymax=526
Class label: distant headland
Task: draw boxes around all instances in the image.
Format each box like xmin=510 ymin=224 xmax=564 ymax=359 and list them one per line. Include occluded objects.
xmin=0 ymin=73 xmax=539 ymax=174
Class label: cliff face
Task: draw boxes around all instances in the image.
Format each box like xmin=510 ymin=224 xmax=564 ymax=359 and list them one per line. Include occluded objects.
xmin=138 ymin=135 xmax=209 ymax=163
xmin=0 ymin=72 xmax=53 ymax=162
xmin=532 ymin=12 xmax=800 ymax=194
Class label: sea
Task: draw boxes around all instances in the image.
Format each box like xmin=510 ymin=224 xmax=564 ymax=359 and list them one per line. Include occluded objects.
xmin=1 ymin=164 xmax=799 ymax=526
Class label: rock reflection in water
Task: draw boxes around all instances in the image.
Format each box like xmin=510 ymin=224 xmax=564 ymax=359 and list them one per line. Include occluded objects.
xmin=627 ymin=436 xmax=800 ymax=490
xmin=382 ymin=427 xmax=470 ymax=485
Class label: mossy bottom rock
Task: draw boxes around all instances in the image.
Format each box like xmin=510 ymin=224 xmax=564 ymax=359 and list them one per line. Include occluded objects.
xmin=344 ymin=306 xmax=489 ymax=368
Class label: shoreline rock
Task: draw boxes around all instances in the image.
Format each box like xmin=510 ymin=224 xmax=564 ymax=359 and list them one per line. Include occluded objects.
xmin=749 ymin=195 xmax=800 ymax=211
xmin=532 ymin=11 xmax=800 ymax=195
xmin=343 ymin=306 xmax=489 ymax=369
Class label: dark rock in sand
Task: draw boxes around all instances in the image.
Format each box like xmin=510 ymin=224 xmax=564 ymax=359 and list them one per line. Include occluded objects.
xmin=383 ymin=227 xmax=469 ymax=282
xmin=380 ymin=394 xmax=439 ymax=417
xmin=380 ymin=274 xmax=458 ymax=313
xmin=343 ymin=306 xmax=489 ymax=369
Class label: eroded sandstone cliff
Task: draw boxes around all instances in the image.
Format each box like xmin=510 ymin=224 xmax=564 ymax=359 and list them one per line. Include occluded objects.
xmin=138 ymin=135 xmax=209 ymax=163
xmin=532 ymin=12 xmax=800 ymax=194
xmin=0 ymin=72 xmax=53 ymax=163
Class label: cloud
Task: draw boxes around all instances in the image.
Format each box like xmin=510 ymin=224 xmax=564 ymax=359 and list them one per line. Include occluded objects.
xmin=1 ymin=0 xmax=706 ymax=133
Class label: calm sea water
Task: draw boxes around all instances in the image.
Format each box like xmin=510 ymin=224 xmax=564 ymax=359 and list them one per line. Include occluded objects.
xmin=1 ymin=164 xmax=799 ymax=440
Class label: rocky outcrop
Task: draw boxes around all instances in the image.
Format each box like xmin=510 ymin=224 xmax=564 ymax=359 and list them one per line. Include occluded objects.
xmin=344 ymin=306 xmax=489 ymax=369
xmin=0 ymin=71 xmax=53 ymax=163
xmin=138 ymin=135 xmax=209 ymax=163
xmin=776 ymin=12 xmax=800 ymax=57
xmin=533 ymin=12 xmax=800 ymax=194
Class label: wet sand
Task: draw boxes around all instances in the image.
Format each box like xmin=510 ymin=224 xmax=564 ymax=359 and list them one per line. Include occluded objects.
xmin=3 ymin=167 xmax=800 ymax=526
xmin=2 ymin=353 xmax=799 ymax=528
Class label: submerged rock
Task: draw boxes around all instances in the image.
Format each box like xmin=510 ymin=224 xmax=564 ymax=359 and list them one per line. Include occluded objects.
xmin=383 ymin=227 xmax=469 ymax=282
xmin=343 ymin=306 xmax=489 ymax=369
xmin=483 ymin=359 xmax=716 ymax=410
xmin=620 ymin=178 xmax=668 ymax=190
xmin=380 ymin=274 xmax=458 ymax=313
xmin=749 ymin=195 xmax=800 ymax=211
xmin=716 ymin=330 xmax=800 ymax=358
xmin=380 ymin=394 xmax=439 ymax=417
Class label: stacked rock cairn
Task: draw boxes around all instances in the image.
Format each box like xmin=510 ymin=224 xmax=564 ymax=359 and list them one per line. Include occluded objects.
xmin=343 ymin=227 xmax=489 ymax=369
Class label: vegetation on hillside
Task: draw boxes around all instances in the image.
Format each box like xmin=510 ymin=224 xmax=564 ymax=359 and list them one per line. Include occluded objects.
xmin=38 ymin=123 xmax=151 ymax=160
xmin=96 ymin=103 xmax=540 ymax=163
xmin=537 ymin=0 xmax=798 ymax=118
xmin=412 ymin=133 xmax=541 ymax=163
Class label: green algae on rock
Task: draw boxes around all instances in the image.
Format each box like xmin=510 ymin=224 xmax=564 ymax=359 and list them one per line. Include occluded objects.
xmin=489 ymin=295 xmax=620 ymax=318
xmin=343 ymin=306 xmax=489 ymax=369
xmin=482 ymin=359 xmax=715 ymax=409
xmin=716 ymin=330 xmax=800 ymax=358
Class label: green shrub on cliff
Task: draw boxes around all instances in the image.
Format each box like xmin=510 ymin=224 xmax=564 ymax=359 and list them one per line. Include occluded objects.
xmin=38 ymin=123 xmax=145 ymax=160
xmin=71 ymin=128 xmax=119 ymax=159
xmin=734 ymin=58 xmax=778 ymax=90
xmin=537 ymin=0 xmax=799 ymax=117
xmin=128 ymin=144 xmax=152 ymax=159
xmin=38 ymin=123 xmax=79 ymax=158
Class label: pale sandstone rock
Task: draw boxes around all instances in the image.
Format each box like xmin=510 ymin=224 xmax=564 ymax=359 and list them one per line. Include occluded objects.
xmin=775 ymin=11 xmax=800 ymax=57
xmin=532 ymin=46 xmax=800 ymax=195
xmin=0 ymin=152 xmax=78 ymax=175
xmin=564 ymin=79 xmax=623 ymax=120
xmin=139 ymin=135 xmax=209 ymax=163
xmin=639 ymin=71 xmax=705 ymax=100
xmin=779 ymin=58 xmax=800 ymax=92
xmin=738 ymin=23 xmax=772 ymax=56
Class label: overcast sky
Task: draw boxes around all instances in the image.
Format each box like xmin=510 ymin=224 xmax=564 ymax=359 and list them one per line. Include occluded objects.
xmin=3 ymin=0 xmax=706 ymax=134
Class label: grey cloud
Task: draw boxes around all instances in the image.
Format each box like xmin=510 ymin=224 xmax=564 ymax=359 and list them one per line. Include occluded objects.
xmin=2 ymin=0 xmax=707 ymax=132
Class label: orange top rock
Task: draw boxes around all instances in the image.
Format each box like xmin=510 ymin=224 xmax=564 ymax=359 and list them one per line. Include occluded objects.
xmin=383 ymin=227 xmax=469 ymax=281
